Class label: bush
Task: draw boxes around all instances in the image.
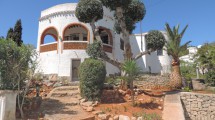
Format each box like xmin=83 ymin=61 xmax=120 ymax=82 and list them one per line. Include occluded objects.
xmin=0 ymin=39 xmax=36 ymax=90
xmin=145 ymin=30 xmax=165 ymax=50
xmin=206 ymin=70 xmax=215 ymax=86
xmin=79 ymin=58 xmax=106 ymax=101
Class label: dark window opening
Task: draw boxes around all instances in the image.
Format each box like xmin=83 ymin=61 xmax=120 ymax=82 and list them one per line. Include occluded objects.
xmin=120 ymin=38 xmax=124 ymax=50
xmin=70 ymin=33 xmax=79 ymax=41
xmin=99 ymin=29 xmax=109 ymax=44
xmin=64 ymin=33 xmax=79 ymax=41
xmin=83 ymin=33 xmax=87 ymax=41
xmin=157 ymin=49 xmax=163 ymax=56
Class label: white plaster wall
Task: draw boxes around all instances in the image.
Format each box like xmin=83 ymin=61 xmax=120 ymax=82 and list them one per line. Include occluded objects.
xmin=131 ymin=32 xmax=171 ymax=74
xmin=130 ymin=34 xmax=148 ymax=72
xmin=0 ymin=91 xmax=17 ymax=120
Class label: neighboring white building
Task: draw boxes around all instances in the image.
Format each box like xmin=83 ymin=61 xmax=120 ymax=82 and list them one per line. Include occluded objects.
xmin=180 ymin=47 xmax=198 ymax=63
xmin=36 ymin=3 xmax=171 ymax=81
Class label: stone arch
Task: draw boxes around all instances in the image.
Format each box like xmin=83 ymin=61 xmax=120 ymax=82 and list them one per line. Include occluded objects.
xmin=62 ymin=23 xmax=90 ymax=42
xmin=40 ymin=27 xmax=58 ymax=44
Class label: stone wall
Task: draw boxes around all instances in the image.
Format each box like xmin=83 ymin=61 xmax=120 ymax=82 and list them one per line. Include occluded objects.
xmin=134 ymin=74 xmax=171 ymax=91
xmin=180 ymin=92 xmax=215 ymax=120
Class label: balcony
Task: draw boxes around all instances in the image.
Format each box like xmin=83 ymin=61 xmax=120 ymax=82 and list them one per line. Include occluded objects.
xmin=103 ymin=44 xmax=112 ymax=53
xmin=40 ymin=42 xmax=58 ymax=53
xmin=63 ymin=41 xmax=88 ymax=50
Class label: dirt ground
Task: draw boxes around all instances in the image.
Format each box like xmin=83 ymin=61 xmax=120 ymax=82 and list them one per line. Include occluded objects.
xmin=18 ymin=85 xmax=164 ymax=119
xmin=95 ymin=90 xmax=164 ymax=118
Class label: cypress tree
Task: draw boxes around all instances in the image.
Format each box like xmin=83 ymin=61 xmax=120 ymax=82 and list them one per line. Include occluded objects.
xmin=6 ymin=28 xmax=14 ymax=40
xmin=13 ymin=19 xmax=23 ymax=46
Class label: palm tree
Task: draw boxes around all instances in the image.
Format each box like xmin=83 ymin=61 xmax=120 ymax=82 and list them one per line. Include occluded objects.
xmin=122 ymin=60 xmax=141 ymax=106
xmin=165 ymin=23 xmax=191 ymax=89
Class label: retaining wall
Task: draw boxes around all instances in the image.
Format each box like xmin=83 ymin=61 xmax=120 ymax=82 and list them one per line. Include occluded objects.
xmin=180 ymin=92 xmax=215 ymax=120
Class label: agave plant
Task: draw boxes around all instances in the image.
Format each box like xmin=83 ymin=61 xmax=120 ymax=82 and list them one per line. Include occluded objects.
xmin=165 ymin=23 xmax=191 ymax=89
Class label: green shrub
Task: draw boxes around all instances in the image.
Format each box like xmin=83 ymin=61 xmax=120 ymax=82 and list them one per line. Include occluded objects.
xmin=206 ymin=70 xmax=215 ymax=86
xmin=79 ymin=58 xmax=106 ymax=101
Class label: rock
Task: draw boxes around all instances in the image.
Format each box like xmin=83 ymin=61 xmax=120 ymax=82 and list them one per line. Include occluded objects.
xmin=86 ymin=106 xmax=94 ymax=112
xmin=47 ymin=82 xmax=54 ymax=87
xmin=158 ymin=106 xmax=162 ymax=110
xmin=126 ymin=89 xmax=132 ymax=95
xmin=53 ymin=82 xmax=62 ymax=88
xmin=98 ymin=114 xmax=110 ymax=120
xmin=92 ymin=110 xmax=103 ymax=115
xmin=82 ymin=101 xmax=93 ymax=107
xmin=80 ymin=99 xmax=87 ymax=103
xmin=119 ymin=89 xmax=126 ymax=96
xmin=119 ymin=115 xmax=130 ymax=120
xmin=137 ymin=117 xmax=142 ymax=120
xmin=131 ymin=117 xmax=137 ymax=120
xmin=109 ymin=118 xmax=114 ymax=120
xmin=113 ymin=115 xmax=119 ymax=120
xmin=92 ymin=101 xmax=99 ymax=107
xmin=135 ymin=92 xmax=138 ymax=96
xmin=80 ymin=116 xmax=95 ymax=120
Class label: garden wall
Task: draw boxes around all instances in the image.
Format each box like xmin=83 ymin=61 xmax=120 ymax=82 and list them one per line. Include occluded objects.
xmin=134 ymin=74 xmax=171 ymax=90
xmin=180 ymin=92 xmax=215 ymax=120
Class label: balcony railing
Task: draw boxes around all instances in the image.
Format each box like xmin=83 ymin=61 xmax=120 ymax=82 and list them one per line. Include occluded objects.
xmin=40 ymin=42 xmax=58 ymax=53
xmin=103 ymin=44 xmax=112 ymax=53
xmin=63 ymin=41 xmax=88 ymax=50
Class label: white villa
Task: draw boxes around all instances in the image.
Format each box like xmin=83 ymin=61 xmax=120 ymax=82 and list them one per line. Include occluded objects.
xmin=36 ymin=3 xmax=171 ymax=81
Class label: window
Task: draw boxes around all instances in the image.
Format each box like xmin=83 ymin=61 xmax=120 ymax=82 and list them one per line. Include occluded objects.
xmin=157 ymin=49 xmax=163 ymax=56
xmin=99 ymin=29 xmax=110 ymax=44
xmin=120 ymin=38 xmax=124 ymax=50
xmin=83 ymin=33 xmax=87 ymax=41
xmin=70 ymin=33 xmax=79 ymax=41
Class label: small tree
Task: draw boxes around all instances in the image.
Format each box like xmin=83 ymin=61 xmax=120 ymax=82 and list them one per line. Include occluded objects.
xmin=6 ymin=28 xmax=14 ymax=40
xmin=76 ymin=0 xmax=165 ymax=68
xmin=76 ymin=0 xmax=166 ymax=90
xmin=195 ymin=43 xmax=215 ymax=73
xmin=122 ymin=60 xmax=141 ymax=106
xmin=13 ymin=19 xmax=23 ymax=46
xmin=0 ymin=39 xmax=37 ymax=118
xmin=79 ymin=58 xmax=106 ymax=101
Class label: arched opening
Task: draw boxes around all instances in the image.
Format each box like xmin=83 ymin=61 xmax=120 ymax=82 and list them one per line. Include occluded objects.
xmin=62 ymin=23 xmax=90 ymax=50
xmin=40 ymin=27 xmax=58 ymax=53
xmin=98 ymin=27 xmax=113 ymax=53
xmin=41 ymin=27 xmax=58 ymax=44
xmin=43 ymin=35 xmax=57 ymax=44
xmin=63 ymin=23 xmax=89 ymax=42
xmin=99 ymin=28 xmax=112 ymax=45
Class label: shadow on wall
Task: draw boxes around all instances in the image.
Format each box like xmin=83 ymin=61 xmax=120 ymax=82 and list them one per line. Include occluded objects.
xmin=130 ymin=35 xmax=162 ymax=74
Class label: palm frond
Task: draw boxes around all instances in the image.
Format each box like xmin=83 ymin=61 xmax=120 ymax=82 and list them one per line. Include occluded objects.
xmin=180 ymin=25 xmax=188 ymax=38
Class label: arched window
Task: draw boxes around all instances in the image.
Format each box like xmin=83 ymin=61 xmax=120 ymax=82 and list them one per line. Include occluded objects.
xmin=63 ymin=24 xmax=89 ymax=41
xmin=43 ymin=35 xmax=56 ymax=44
xmin=41 ymin=27 xmax=58 ymax=44
xmin=98 ymin=27 xmax=113 ymax=46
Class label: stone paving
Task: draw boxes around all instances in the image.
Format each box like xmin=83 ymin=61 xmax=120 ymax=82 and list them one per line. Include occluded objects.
xmin=41 ymin=86 xmax=94 ymax=120
xmin=162 ymin=91 xmax=185 ymax=120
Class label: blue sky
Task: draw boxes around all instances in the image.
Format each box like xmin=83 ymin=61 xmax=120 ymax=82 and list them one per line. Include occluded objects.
xmin=0 ymin=0 xmax=214 ymax=47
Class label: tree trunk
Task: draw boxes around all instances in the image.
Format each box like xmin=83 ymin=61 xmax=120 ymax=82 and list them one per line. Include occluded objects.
xmin=116 ymin=7 xmax=132 ymax=60
xmin=130 ymin=79 xmax=135 ymax=106
xmin=170 ymin=65 xmax=182 ymax=89
xmin=90 ymin=17 xmax=102 ymax=42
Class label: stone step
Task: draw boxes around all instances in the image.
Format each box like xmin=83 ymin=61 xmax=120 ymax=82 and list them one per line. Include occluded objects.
xmin=50 ymin=91 xmax=80 ymax=97
xmin=55 ymin=87 xmax=79 ymax=91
